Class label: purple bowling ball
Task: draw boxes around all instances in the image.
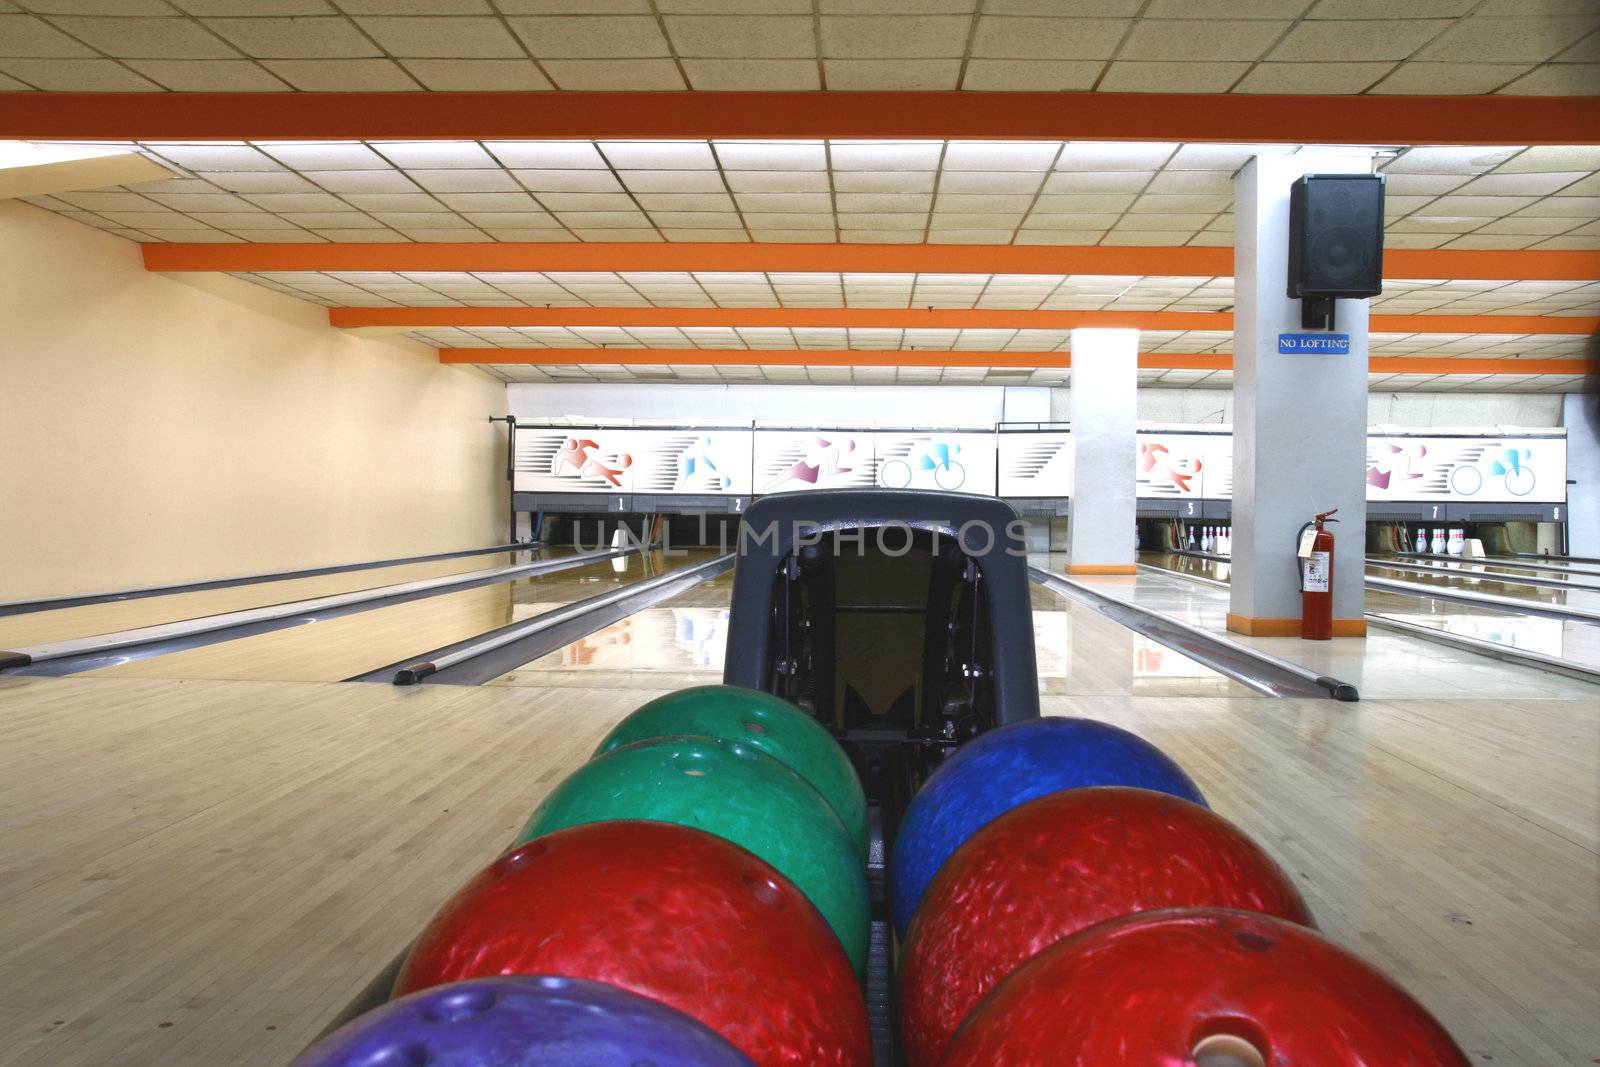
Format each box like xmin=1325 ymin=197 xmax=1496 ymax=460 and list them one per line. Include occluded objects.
xmin=292 ymin=975 xmax=755 ymax=1066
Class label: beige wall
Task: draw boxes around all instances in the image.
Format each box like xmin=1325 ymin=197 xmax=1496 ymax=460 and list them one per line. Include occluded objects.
xmin=0 ymin=201 xmax=506 ymax=600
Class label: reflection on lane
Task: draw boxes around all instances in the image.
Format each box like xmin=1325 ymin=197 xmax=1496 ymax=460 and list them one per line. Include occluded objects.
xmin=491 ymin=571 xmax=1254 ymax=699
xmin=1138 ymin=551 xmax=1600 ymax=678
xmin=88 ymin=547 xmax=709 ymax=684
xmin=1365 ymin=563 xmax=1600 ymax=612
xmin=0 ymin=547 xmax=544 ymax=650
xmin=488 ymin=569 xmax=732 ymax=691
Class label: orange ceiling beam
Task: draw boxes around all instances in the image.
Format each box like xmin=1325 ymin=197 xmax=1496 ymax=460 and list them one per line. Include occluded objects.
xmin=438 ymin=347 xmax=1593 ymax=376
xmin=144 ymin=242 xmax=1600 ymax=282
xmin=7 ymin=91 xmax=1598 ymax=145
xmin=340 ymin=306 xmax=1597 ymax=335
xmin=342 ymin=307 xmax=1230 ymax=331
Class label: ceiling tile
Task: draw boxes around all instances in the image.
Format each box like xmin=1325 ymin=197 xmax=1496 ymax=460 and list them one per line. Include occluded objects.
xmin=0 ymin=13 xmax=97 ymax=56
xmin=1269 ymin=19 xmax=1451 ymax=62
xmin=0 ymin=57 xmax=161 ymax=89
xmin=600 ymin=141 xmax=718 ymax=169
xmin=823 ymin=58 xmax=962 ymax=88
xmin=262 ymin=57 xmax=421 ymax=89
xmin=355 ymin=15 xmax=524 ymax=57
xmin=682 ymin=58 xmax=822 ymax=89
xmin=1054 ymin=142 xmax=1177 ymax=171
xmin=1099 ymin=61 xmax=1251 ymax=91
xmin=1418 ymin=14 xmax=1600 ymax=62
xmin=540 ymin=58 xmax=686 ymax=88
xmin=507 ymin=15 xmax=668 ymax=56
xmin=399 ymin=59 xmax=553 ymax=90
xmin=124 ymin=59 xmax=292 ymax=90
xmin=1119 ymin=19 xmax=1291 ymax=61
xmin=819 ymin=15 xmax=971 ymax=57
xmin=204 ymin=15 xmax=381 ymax=58
xmin=665 ymin=14 xmax=814 ymax=57
xmin=971 ymin=15 xmax=1130 ymax=59
xmin=1233 ymin=61 xmax=1392 ymax=93
xmin=1370 ymin=61 xmax=1531 ymax=94
xmin=1495 ymin=62 xmax=1600 ymax=94
xmin=49 ymin=15 xmax=242 ymax=58
xmin=959 ymin=59 xmax=1103 ymax=90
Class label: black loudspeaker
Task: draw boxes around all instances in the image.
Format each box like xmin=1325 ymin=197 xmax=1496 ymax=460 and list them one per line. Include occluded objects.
xmin=1287 ymin=173 xmax=1385 ymax=300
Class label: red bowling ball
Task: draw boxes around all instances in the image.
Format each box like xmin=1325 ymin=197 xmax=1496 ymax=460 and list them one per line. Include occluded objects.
xmin=897 ymin=787 xmax=1314 ymax=1066
xmin=941 ymin=908 xmax=1472 ymax=1067
xmin=393 ymin=821 xmax=871 ymax=1067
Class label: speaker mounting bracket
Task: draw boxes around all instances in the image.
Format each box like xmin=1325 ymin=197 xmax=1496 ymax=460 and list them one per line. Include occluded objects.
xmin=1300 ymin=296 xmax=1335 ymax=331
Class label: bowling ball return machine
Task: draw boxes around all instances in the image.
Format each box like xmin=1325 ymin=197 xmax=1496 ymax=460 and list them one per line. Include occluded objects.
xmin=724 ymin=488 xmax=1041 ymax=869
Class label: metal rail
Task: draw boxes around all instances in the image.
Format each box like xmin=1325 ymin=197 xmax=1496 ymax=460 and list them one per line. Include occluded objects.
xmin=1 ymin=546 xmax=640 ymax=677
xmin=378 ymin=552 xmax=735 ymax=686
xmin=1029 ymin=567 xmax=1358 ymax=701
xmin=1145 ymin=560 xmax=1600 ymax=684
xmin=1366 ymin=575 xmax=1600 ymax=624
xmin=1365 ymin=557 xmax=1600 ymax=592
xmin=1365 ymin=614 xmax=1600 ymax=686
xmin=0 ymin=542 xmax=532 ymax=617
xmin=1392 ymin=552 xmax=1600 ymax=579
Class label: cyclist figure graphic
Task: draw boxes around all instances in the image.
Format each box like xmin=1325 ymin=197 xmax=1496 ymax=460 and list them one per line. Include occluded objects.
xmin=880 ymin=440 xmax=966 ymax=491
xmin=1449 ymin=446 xmax=1536 ymax=497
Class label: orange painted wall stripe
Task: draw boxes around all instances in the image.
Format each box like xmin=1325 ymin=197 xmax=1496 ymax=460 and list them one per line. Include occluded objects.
xmin=7 ymin=91 xmax=1598 ymax=144
xmin=143 ymin=242 xmax=1600 ymax=282
xmin=437 ymin=348 xmax=1594 ymax=376
xmin=339 ymin=305 xmax=1597 ymax=335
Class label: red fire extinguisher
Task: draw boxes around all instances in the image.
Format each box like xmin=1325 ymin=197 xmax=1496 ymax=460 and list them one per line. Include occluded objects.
xmin=1299 ymin=509 xmax=1338 ymax=641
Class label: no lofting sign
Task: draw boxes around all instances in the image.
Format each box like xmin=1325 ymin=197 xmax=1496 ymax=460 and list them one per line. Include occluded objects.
xmin=1278 ymin=332 xmax=1351 ymax=354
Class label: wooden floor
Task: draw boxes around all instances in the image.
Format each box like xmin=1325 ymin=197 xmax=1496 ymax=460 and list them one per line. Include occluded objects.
xmin=0 ymin=677 xmax=1595 ymax=1064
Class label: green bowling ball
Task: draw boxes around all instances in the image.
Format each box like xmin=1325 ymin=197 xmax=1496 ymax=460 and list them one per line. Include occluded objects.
xmin=514 ymin=735 xmax=870 ymax=979
xmin=595 ymin=685 xmax=870 ymax=860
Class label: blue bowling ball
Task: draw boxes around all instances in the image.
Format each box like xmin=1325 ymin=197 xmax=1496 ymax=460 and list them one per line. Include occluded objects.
xmin=291 ymin=975 xmax=755 ymax=1066
xmin=889 ymin=717 xmax=1206 ymax=935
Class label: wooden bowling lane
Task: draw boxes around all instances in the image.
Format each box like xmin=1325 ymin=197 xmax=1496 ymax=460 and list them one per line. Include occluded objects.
xmin=86 ymin=548 xmax=711 ymax=684
xmin=486 ymin=569 xmax=733 ymax=690
xmin=1027 ymin=583 xmax=1257 ymax=698
xmin=0 ymin=674 xmax=1594 ymax=1066
xmin=0 ymin=547 xmax=543 ymax=651
xmin=1365 ymin=561 xmax=1600 ymax=614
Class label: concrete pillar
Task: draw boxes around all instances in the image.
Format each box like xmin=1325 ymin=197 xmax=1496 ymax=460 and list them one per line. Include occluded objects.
xmin=1068 ymin=328 xmax=1138 ymax=574
xmin=1563 ymin=392 xmax=1599 ymax=558
xmin=1228 ymin=153 xmax=1373 ymax=637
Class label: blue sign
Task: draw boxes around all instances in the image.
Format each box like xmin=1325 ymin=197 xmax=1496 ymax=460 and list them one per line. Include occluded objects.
xmin=1278 ymin=333 xmax=1350 ymax=354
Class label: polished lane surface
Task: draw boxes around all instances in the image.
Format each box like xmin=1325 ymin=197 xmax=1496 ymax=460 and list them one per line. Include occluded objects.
xmin=0 ymin=547 xmax=540 ymax=650
xmin=1144 ymin=552 xmax=1600 ymax=674
xmin=489 ymin=570 xmax=1257 ymax=698
xmin=88 ymin=548 xmax=709 ymax=684
xmin=1120 ymin=553 xmax=1600 ymax=697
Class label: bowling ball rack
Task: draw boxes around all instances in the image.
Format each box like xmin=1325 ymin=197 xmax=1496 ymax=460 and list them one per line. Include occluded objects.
xmin=309 ymin=490 xmax=1041 ymax=1065
xmin=724 ymin=489 xmax=1045 ymax=1063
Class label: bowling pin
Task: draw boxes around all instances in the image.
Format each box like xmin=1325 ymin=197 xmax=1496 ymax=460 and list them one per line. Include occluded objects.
xmin=1430 ymin=528 xmax=1446 ymax=555
xmin=1448 ymin=529 xmax=1464 ymax=556
xmin=1415 ymin=527 xmax=1427 ymax=554
xmin=1219 ymin=525 xmax=1231 ymax=556
xmin=1187 ymin=526 xmax=1197 ymax=551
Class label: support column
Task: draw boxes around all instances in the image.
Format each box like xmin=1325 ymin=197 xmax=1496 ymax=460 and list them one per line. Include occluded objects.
xmin=1229 ymin=153 xmax=1372 ymax=637
xmin=1068 ymin=327 xmax=1138 ymax=574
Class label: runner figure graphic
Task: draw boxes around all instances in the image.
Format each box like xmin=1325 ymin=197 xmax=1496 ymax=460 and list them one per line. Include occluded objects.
xmin=553 ymin=437 xmax=631 ymax=488
xmin=764 ymin=436 xmax=856 ymax=492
